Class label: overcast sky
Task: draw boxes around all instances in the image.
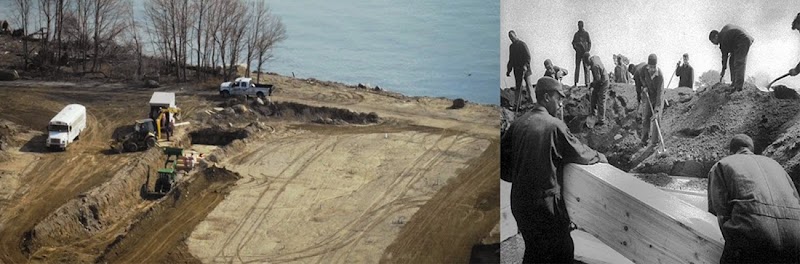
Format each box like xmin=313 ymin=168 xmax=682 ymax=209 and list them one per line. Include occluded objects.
xmin=500 ymin=0 xmax=800 ymax=90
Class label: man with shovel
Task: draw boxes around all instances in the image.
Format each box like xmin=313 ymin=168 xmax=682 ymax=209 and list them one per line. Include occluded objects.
xmin=709 ymin=24 xmax=753 ymax=92
xmin=639 ymin=54 xmax=664 ymax=147
xmin=583 ymin=52 xmax=609 ymax=126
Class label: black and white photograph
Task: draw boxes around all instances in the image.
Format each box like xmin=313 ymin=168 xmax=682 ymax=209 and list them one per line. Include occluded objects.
xmin=501 ymin=0 xmax=800 ymax=263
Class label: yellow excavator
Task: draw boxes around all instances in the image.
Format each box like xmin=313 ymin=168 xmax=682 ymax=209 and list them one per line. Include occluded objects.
xmin=153 ymin=107 xmax=181 ymax=140
xmin=110 ymin=107 xmax=181 ymax=153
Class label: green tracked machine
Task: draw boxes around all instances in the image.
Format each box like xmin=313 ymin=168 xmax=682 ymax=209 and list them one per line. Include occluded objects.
xmin=153 ymin=147 xmax=183 ymax=193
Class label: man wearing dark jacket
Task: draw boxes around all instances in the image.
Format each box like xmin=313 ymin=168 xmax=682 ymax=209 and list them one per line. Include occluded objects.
xmin=638 ymin=54 xmax=664 ymax=146
xmin=501 ymin=77 xmax=607 ymax=263
xmin=583 ymin=52 xmax=608 ymax=125
xmin=572 ymin=21 xmax=592 ymax=87
xmin=544 ymin=59 xmax=568 ymax=81
xmin=707 ymin=134 xmax=800 ymax=263
xmin=709 ymin=24 xmax=754 ymax=92
xmin=628 ymin=62 xmax=647 ymax=105
xmin=614 ymin=56 xmax=629 ymax=83
xmin=788 ymin=13 xmax=800 ymax=77
xmin=675 ymin=53 xmax=694 ymax=89
xmin=506 ymin=30 xmax=532 ymax=108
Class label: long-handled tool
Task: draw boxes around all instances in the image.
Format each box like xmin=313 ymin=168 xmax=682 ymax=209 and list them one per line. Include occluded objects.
xmin=644 ymin=91 xmax=667 ymax=153
xmin=767 ymin=73 xmax=790 ymax=91
xmin=666 ymin=61 xmax=678 ymax=89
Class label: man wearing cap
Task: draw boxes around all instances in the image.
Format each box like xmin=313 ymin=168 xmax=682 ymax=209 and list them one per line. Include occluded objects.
xmin=628 ymin=62 xmax=647 ymax=105
xmin=544 ymin=59 xmax=569 ymax=81
xmin=709 ymin=24 xmax=754 ymax=92
xmin=707 ymin=134 xmax=800 ymax=263
xmin=638 ymin=54 xmax=664 ymax=146
xmin=502 ymin=76 xmax=607 ymax=263
xmin=572 ymin=21 xmax=592 ymax=87
xmin=675 ymin=53 xmax=694 ymax=89
xmin=583 ymin=52 xmax=608 ymax=126
xmin=506 ymin=30 xmax=533 ymax=108
xmin=788 ymin=14 xmax=800 ymax=77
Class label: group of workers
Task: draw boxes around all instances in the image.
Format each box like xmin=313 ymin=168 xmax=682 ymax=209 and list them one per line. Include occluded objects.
xmin=502 ymin=14 xmax=800 ymax=264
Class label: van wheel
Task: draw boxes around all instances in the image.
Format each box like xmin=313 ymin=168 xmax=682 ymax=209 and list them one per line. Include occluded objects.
xmin=222 ymin=90 xmax=231 ymax=98
xmin=145 ymin=137 xmax=157 ymax=149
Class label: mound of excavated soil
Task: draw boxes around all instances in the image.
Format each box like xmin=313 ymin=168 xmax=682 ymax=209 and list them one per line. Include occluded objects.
xmin=636 ymin=82 xmax=800 ymax=177
xmin=500 ymin=81 xmax=800 ymax=177
xmin=21 ymin=149 xmax=165 ymax=262
xmin=763 ymin=113 xmax=800 ymax=192
xmin=250 ymin=101 xmax=380 ymax=125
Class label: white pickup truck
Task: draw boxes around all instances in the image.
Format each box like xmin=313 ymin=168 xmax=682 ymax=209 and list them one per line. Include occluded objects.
xmin=219 ymin=77 xmax=274 ymax=98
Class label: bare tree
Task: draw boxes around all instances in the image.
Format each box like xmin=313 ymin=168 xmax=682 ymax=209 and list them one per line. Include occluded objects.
xmin=90 ymin=0 xmax=126 ymax=71
xmin=226 ymin=1 xmax=249 ymax=80
xmin=122 ymin=0 xmax=142 ymax=79
xmin=145 ymin=0 xmax=193 ymax=81
xmin=54 ymin=0 xmax=66 ymax=64
xmin=13 ymin=0 xmax=33 ymax=69
xmin=192 ymin=0 xmax=208 ymax=78
xmin=37 ymin=0 xmax=54 ymax=45
xmin=252 ymin=3 xmax=285 ymax=83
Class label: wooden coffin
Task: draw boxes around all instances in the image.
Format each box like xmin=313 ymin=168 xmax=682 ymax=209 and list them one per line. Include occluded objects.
xmin=563 ymin=163 xmax=724 ymax=264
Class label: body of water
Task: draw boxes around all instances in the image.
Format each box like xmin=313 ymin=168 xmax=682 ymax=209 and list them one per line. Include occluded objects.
xmin=1 ymin=0 xmax=499 ymax=104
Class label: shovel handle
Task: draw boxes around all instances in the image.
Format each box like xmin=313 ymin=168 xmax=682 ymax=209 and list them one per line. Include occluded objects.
xmin=768 ymin=73 xmax=790 ymax=90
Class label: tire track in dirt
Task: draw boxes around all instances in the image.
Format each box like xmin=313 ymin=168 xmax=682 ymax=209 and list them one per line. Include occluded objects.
xmin=209 ymin=139 xmax=338 ymax=262
xmin=330 ymin=132 xmax=464 ymax=263
xmin=380 ymin=139 xmax=500 ymax=263
xmin=232 ymin=138 xmax=343 ymax=262
xmin=236 ymin=130 xmax=460 ymax=263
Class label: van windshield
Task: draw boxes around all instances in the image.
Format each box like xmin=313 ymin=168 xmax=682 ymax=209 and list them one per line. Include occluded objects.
xmin=48 ymin=124 xmax=69 ymax=132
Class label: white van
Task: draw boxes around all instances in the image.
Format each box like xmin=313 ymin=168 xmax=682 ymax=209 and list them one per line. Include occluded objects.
xmin=47 ymin=104 xmax=87 ymax=150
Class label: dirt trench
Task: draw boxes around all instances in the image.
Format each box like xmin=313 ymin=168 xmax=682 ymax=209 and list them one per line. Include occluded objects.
xmin=96 ymin=166 xmax=241 ymax=264
xmin=19 ymin=124 xmax=256 ymax=263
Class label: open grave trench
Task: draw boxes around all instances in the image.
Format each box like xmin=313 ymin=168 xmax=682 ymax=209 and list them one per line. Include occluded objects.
xmin=16 ymin=101 xmax=389 ymax=263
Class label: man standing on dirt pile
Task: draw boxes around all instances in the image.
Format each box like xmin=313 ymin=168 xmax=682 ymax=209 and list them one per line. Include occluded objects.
xmin=638 ymin=54 xmax=664 ymax=146
xmin=544 ymin=59 xmax=568 ymax=81
xmin=572 ymin=21 xmax=592 ymax=87
xmin=707 ymin=134 xmax=800 ymax=263
xmin=583 ymin=52 xmax=608 ymax=126
xmin=675 ymin=53 xmax=694 ymax=89
xmin=614 ymin=56 xmax=629 ymax=83
xmin=709 ymin=24 xmax=753 ymax=92
xmin=507 ymin=30 xmax=533 ymax=107
xmin=501 ymin=76 xmax=607 ymax=263
xmin=628 ymin=62 xmax=647 ymax=105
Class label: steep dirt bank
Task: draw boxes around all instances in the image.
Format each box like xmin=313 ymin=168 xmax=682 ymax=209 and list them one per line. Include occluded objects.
xmin=96 ymin=166 xmax=241 ymax=264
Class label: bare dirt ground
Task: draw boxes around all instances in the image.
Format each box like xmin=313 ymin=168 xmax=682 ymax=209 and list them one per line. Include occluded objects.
xmin=0 ymin=74 xmax=500 ymax=263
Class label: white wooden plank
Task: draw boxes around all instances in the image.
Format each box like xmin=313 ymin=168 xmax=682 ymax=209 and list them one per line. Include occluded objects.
xmin=500 ymin=180 xmax=518 ymax=242
xmin=563 ymin=163 xmax=724 ymax=264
